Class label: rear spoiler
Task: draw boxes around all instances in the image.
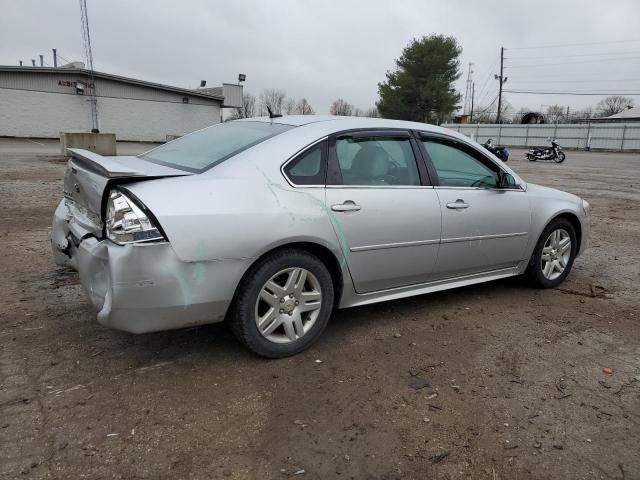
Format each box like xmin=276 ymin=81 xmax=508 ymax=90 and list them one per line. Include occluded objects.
xmin=67 ymin=148 xmax=147 ymax=178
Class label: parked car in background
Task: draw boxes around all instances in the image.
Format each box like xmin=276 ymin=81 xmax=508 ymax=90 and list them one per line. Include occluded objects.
xmin=52 ymin=116 xmax=590 ymax=357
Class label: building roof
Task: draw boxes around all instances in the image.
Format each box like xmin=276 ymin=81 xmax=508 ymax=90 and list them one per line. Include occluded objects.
xmin=0 ymin=65 xmax=224 ymax=101
xmin=605 ymin=106 xmax=640 ymax=120
xmin=197 ymin=86 xmax=223 ymax=97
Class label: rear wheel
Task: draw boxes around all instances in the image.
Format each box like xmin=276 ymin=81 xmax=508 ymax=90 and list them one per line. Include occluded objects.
xmin=229 ymin=249 xmax=334 ymax=358
xmin=527 ymin=153 xmax=536 ymax=161
xmin=527 ymin=218 xmax=577 ymax=288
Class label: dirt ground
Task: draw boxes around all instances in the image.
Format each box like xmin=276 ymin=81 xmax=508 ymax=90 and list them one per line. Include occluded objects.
xmin=1 ymin=140 xmax=639 ymax=480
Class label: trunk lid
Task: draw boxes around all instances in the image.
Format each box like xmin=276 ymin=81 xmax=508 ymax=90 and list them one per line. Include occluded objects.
xmin=63 ymin=148 xmax=191 ymax=235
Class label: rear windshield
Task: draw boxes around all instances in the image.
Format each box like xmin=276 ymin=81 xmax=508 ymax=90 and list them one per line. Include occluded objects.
xmin=139 ymin=121 xmax=293 ymax=172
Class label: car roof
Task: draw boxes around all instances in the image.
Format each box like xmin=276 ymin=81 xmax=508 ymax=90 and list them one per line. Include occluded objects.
xmin=236 ymin=114 xmax=449 ymax=133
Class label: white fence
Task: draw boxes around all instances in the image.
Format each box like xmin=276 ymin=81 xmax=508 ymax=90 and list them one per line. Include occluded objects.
xmin=442 ymin=122 xmax=640 ymax=151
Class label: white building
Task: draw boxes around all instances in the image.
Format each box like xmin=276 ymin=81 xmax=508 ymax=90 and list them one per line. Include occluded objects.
xmin=0 ymin=65 xmax=242 ymax=142
xmin=600 ymin=106 xmax=640 ymax=123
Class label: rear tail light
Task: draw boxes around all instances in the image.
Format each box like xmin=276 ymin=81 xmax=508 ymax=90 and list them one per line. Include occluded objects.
xmin=105 ymin=190 xmax=165 ymax=244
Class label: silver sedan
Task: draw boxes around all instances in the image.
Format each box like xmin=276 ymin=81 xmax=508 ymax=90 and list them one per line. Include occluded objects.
xmin=51 ymin=116 xmax=590 ymax=357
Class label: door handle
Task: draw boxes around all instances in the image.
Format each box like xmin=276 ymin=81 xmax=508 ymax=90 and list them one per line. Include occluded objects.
xmin=331 ymin=201 xmax=361 ymax=212
xmin=446 ymin=200 xmax=469 ymax=210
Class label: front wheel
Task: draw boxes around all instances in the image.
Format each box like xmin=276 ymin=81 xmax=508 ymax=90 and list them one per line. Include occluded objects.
xmin=527 ymin=218 xmax=577 ymax=288
xmin=554 ymin=152 xmax=566 ymax=163
xmin=229 ymin=249 xmax=334 ymax=358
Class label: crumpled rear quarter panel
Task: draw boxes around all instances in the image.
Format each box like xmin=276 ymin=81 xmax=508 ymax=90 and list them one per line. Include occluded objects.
xmin=126 ymin=172 xmax=342 ymax=264
xmin=52 ymin=199 xmax=250 ymax=333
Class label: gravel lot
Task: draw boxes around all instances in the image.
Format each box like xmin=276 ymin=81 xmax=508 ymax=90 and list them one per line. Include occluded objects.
xmin=1 ymin=140 xmax=639 ymax=479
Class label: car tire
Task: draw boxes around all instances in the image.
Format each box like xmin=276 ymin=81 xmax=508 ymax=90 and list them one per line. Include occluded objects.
xmin=229 ymin=249 xmax=334 ymax=358
xmin=526 ymin=218 xmax=577 ymax=288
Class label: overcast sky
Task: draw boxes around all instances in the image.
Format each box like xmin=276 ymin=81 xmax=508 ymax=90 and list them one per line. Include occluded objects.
xmin=2 ymin=0 xmax=640 ymax=115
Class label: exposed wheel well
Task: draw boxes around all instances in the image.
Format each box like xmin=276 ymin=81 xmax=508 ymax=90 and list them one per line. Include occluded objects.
xmin=551 ymin=212 xmax=582 ymax=253
xmin=235 ymin=242 xmax=344 ymax=309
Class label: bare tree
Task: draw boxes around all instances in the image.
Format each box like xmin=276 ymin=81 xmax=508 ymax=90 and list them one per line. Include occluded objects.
xmin=295 ymin=98 xmax=315 ymax=115
xmin=596 ymin=96 xmax=634 ymax=117
xmin=330 ymin=98 xmax=354 ymax=116
xmin=571 ymin=106 xmax=594 ymax=123
xmin=260 ymin=89 xmax=286 ymax=115
xmin=471 ymin=106 xmax=495 ymax=124
xmin=364 ymin=107 xmax=380 ymax=118
xmin=283 ymin=98 xmax=297 ymax=115
xmin=227 ymin=92 xmax=257 ymax=120
xmin=545 ymin=104 xmax=565 ymax=124
xmin=352 ymin=108 xmax=365 ymax=117
xmin=497 ymin=99 xmax=514 ymax=124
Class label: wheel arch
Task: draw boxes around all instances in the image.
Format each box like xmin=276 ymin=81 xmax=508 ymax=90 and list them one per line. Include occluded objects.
xmin=230 ymin=241 xmax=346 ymax=311
xmin=549 ymin=212 xmax=583 ymax=254
xmin=525 ymin=208 xmax=585 ymax=269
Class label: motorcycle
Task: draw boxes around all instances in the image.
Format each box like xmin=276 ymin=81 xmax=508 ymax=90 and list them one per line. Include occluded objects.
xmin=526 ymin=139 xmax=566 ymax=163
xmin=483 ymin=138 xmax=509 ymax=162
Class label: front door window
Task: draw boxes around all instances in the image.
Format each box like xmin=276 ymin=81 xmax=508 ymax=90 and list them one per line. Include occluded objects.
xmin=422 ymin=140 xmax=498 ymax=188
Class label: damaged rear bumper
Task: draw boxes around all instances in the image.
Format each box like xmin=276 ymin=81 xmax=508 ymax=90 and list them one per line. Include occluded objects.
xmin=51 ymin=200 xmax=248 ymax=334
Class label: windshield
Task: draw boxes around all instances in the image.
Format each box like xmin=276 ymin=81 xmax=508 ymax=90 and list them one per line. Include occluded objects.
xmin=139 ymin=121 xmax=293 ymax=172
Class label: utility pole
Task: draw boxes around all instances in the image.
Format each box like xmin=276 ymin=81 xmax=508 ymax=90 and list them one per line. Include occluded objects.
xmin=495 ymin=47 xmax=507 ymax=124
xmin=463 ymin=62 xmax=474 ymax=115
xmin=79 ymin=0 xmax=99 ymax=132
xmin=470 ymin=82 xmax=475 ymax=123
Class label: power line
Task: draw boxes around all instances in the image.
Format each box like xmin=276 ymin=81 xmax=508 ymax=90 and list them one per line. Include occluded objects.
xmin=508 ymin=72 xmax=640 ymax=80
xmin=506 ymin=51 xmax=640 ymax=60
xmin=504 ymin=89 xmax=640 ymax=96
xmin=474 ymin=57 xmax=500 ymax=107
xmin=506 ymin=56 xmax=640 ymax=68
xmin=508 ymin=73 xmax=640 ymax=80
xmin=509 ymin=78 xmax=640 ymax=84
xmin=507 ymin=39 xmax=640 ymax=50
xmin=477 ymin=94 xmax=498 ymax=112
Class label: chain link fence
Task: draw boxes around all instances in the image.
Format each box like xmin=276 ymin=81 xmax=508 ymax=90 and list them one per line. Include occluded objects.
xmin=442 ymin=123 xmax=640 ymax=151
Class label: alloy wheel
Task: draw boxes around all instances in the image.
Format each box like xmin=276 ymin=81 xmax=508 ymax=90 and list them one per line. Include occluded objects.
xmin=254 ymin=267 xmax=323 ymax=344
xmin=541 ymin=228 xmax=571 ymax=280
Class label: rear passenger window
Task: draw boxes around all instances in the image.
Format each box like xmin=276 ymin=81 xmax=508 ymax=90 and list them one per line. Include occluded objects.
xmin=284 ymin=141 xmax=327 ymax=185
xmin=335 ymin=136 xmax=420 ymax=186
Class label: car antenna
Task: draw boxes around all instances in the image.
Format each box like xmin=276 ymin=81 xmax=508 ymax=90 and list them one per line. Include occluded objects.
xmin=266 ymin=106 xmax=282 ymax=120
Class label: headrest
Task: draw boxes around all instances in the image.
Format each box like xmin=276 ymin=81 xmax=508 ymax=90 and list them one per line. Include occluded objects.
xmin=351 ymin=144 xmax=389 ymax=180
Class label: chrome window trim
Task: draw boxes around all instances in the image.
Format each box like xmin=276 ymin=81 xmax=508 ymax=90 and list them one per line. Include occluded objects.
xmin=326 ymin=185 xmax=435 ymax=190
xmin=434 ymin=186 xmax=524 ymax=192
xmin=280 ymin=136 xmax=329 ymax=188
